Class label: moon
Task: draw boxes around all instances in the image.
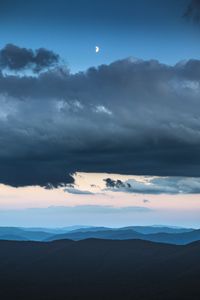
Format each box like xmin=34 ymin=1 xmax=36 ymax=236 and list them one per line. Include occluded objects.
xmin=95 ymin=46 xmax=100 ymax=53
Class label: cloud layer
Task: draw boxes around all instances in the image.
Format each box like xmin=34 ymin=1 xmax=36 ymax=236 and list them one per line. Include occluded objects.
xmin=104 ymin=177 xmax=200 ymax=194
xmin=0 ymin=44 xmax=60 ymax=73
xmin=0 ymin=47 xmax=200 ymax=186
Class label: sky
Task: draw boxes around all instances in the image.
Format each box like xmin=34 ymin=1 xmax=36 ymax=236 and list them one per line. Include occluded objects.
xmin=0 ymin=0 xmax=200 ymax=72
xmin=0 ymin=0 xmax=200 ymax=227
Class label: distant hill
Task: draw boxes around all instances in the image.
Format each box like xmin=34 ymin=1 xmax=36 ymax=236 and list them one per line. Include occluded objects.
xmin=46 ymin=228 xmax=142 ymax=241
xmin=0 ymin=239 xmax=199 ymax=299
xmin=46 ymin=227 xmax=200 ymax=245
xmin=0 ymin=226 xmax=198 ymax=244
xmin=123 ymin=225 xmax=193 ymax=234
xmin=20 ymin=225 xmax=92 ymax=234
xmin=61 ymin=225 xmax=192 ymax=234
xmin=0 ymin=227 xmax=52 ymax=241
xmin=0 ymin=234 xmax=29 ymax=241
xmin=143 ymin=229 xmax=200 ymax=244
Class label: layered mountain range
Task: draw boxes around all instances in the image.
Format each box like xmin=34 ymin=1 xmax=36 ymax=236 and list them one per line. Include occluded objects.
xmin=0 ymin=225 xmax=199 ymax=245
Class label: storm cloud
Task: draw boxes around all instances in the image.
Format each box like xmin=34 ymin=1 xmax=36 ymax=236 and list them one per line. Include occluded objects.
xmin=1 ymin=48 xmax=200 ymax=186
xmin=0 ymin=44 xmax=60 ymax=73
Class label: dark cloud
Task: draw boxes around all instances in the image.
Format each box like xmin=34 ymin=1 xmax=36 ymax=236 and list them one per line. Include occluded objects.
xmin=0 ymin=44 xmax=60 ymax=73
xmin=0 ymin=50 xmax=200 ymax=186
xmin=183 ymin=0 xmax=200 ymax=23
xmin=104 ymin=178 xmax=131 ymax=189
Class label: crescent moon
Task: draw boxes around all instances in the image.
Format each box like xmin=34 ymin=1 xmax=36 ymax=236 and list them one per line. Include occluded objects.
xmin=95 ymin=46 xmax=100 ymax=53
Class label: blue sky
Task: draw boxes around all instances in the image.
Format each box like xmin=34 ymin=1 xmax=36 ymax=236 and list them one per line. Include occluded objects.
xmin=0 ymin=0 xmax=200 ymax=72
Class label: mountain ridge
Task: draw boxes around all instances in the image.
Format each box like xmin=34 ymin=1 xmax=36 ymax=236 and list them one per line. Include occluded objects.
xmin=0 ymin=238 xmax=199 ymax=299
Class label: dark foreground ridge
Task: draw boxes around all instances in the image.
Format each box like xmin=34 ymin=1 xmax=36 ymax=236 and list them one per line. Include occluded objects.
xmin=0 ymin=239 xmax=200 ymax=300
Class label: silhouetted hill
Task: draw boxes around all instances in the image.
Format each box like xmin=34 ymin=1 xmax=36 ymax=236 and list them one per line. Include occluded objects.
xmin=0 ymin=239 xmax=199 ymax=299
xmin=46 ymin=228 xmax=200 ymax=244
